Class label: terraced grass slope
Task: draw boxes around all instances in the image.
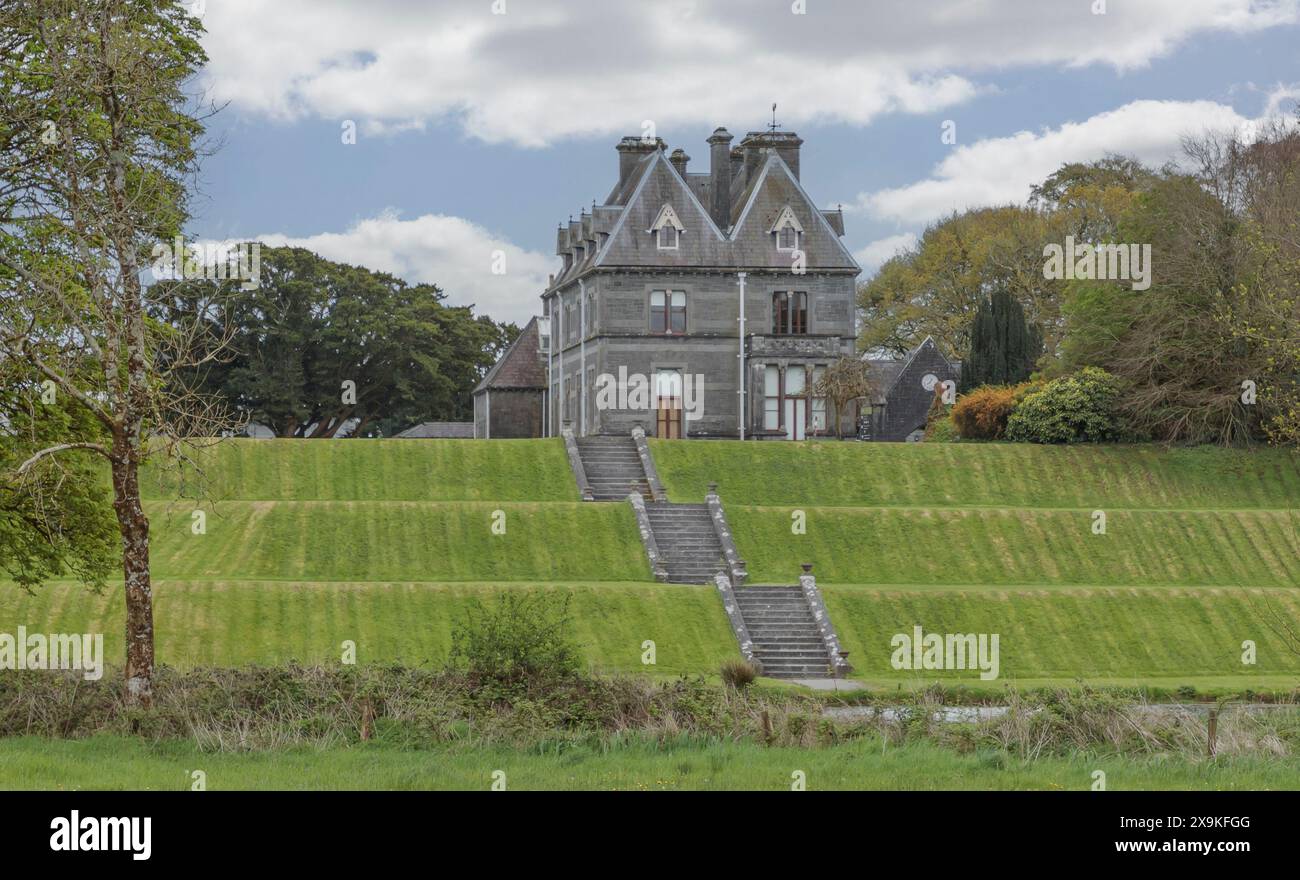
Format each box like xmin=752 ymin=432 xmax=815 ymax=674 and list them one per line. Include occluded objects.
xmin=0 ymin=580 xmax=731 ymax=674
xmin=652 ymin=440 xmax=1300 ymax=686
xmin=2 ymin=439 xmax=725 ymax=674
xmin=651 ymin=440 xmax=1300 ymax=509
xmin=142 ymin=438 xmax=579 ymax=502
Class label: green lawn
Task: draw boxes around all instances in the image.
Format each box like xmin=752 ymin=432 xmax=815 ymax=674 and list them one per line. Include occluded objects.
xmin=5 ymin=438 xmax=1297 ymax=690
xmin=821 ymin=585 xmax=1300 ymax=683
xmin=0 ymin=580 xmax=731 ymax=674
xmin=651 ymin=440 xmax=1300 ymax=509
xmin=142 ymin=438 xmax=578 ymax=502
xmin=4 ymin=734 xmax=1298 ymax=790
xmin=146 ymin=500 xmax=650 ymax=583
xmin=728 ymin=506 xmax=1300 ymax=586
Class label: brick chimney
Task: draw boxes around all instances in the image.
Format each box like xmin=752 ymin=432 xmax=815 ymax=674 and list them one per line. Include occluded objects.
xmin=707 ymin=127 xmax=733 ymax=229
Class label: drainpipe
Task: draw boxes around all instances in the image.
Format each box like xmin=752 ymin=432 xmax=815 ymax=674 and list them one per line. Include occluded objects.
xmin=737 ymin=271 xmax=747 ymax=440
xmin=558 ymin=291 xmax=565 ymax=434
xmin=544 ymin=296 xmax=551 ymax=437
xmin=579 ymin=279 xmax=587 ymax=437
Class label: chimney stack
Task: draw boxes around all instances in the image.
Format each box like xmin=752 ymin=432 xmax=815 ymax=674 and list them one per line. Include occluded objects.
xmin=616 ymin=136 xmax=666 ymax=192
xmin=669 ymin=147 xmax=690 ymax=177
xmin=707 ymin=127 xmax=733 ymax=230
xmin=739 ymin=130 xmax=803 ymax=181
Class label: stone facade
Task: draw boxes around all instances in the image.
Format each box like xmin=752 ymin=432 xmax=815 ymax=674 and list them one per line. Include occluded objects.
xmin=527 ymin=126 xmax=861 ymax=440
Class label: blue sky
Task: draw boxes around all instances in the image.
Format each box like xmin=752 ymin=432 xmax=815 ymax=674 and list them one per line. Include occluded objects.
xmin=187 ymin=0 xmax=1300 ymax=324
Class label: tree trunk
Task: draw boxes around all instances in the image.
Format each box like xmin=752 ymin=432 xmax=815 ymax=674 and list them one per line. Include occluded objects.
xmin=110 ymin=447 xmax=154 ymax=706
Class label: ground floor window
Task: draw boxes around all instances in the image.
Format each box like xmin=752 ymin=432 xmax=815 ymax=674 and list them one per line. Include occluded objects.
xmin=763 ymin=366 xmax=780 ymax=430
xmin=811 ymin=365 xmax=827 ymax=432
xmin=759 ymin=363 xmax=829 ymax=438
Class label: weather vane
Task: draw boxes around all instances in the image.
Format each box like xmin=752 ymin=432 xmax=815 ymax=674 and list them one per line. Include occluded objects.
xmin=769 ymin=103 xmax=780 ymax=132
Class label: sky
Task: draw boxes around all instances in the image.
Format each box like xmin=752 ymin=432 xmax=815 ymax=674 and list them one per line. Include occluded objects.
xmin=186 ymin=0 xmax=1300 ymax=325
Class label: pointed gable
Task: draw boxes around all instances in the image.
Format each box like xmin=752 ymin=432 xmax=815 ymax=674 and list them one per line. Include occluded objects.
xmin=474 ymin=317 xmax=545 ymax=394
xmin=595 ymin=150 xmax=725 ymax=267
xmin=729 ymin=153 xmax=859 ymax=270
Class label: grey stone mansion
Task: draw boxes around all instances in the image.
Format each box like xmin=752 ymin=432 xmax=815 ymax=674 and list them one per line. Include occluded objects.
xmin=472 ymin=126 xmax=958 ymax=441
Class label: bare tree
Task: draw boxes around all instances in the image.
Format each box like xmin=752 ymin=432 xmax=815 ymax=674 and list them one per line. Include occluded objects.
xmin=0 ymin=0 xmax=238 ymax=704
xmin=814 ymin=357 xmax=876 ymax=439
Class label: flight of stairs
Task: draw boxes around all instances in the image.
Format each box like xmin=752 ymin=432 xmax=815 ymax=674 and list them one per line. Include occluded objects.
xmin=644 ymin=503 xmax=727 ymax=584
xmin=575 ymin=435 xmax=652 ymax=501
xmin=733 ymin=586 xmax=833 ymax=679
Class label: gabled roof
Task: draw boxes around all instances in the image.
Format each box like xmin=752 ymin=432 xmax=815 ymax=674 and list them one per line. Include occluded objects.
xmin=594 ymin=148 xmax=727 ymax=266
xmin=864 ymin=336 xmax=958 ymax=400
xmin=474 ymin=316 xmax=545 ymax=393
xmin=730 ymin=151 xmax=860 ymax=270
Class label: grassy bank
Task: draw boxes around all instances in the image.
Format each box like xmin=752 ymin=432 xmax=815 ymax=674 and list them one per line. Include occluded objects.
xmin=651 ymin=440 xmax=1300 ymax=509
xmin=0 ymin=580 xmax=731 ymax=673
xmin=821 ymin=585 xmax=1300 ymax=683
xmin=144 ymin=500 xmax=650 ymax=582
xmin=728 ymin=506 xmax=1300 ymax=586
xmin=142 ymin=438 xmax=578 ymax=502
xmin=4 ymin=734 xmax=1298 ymax=790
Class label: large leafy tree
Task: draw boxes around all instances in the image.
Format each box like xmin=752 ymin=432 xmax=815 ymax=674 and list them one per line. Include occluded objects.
xmin=858 ymin=206 xmax=1059 ymax=358
xmin=161 ymin=247 xmax=517 ymax=437
xmin=859 ymin=158 xmax=1153 ymax=360
xmin=1059 ymin=121 xmax=1300 ymax=446
xmin=0 ymin=0 xmax=233 ymax=703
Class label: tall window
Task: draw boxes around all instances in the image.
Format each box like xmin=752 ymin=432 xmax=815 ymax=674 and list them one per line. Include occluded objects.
xmin=650 ymin=290 xmax=686 ymax=334
xmin=763 ymin=366 xmax=780 ymax=430
xmin=772 ymin=291 xmax=807 ymax=334
xmin=778 ymin=226 xmax=798 ymax=250
xmin=811 ymin=366 xmax=827 ymax=432
xmin=657 ymin=226 xmax=678 ymax=249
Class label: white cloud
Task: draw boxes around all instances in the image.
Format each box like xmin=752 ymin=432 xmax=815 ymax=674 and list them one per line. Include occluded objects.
xmin=854 ymin=233 xmax=919 ymax=271
xmin=195 ymin=0 xmax=1299 ymax=147
xmin=851 ymin=98 xmax=1266 ymax=225
xmin=245 ymin=212 xmax=552 ymax=326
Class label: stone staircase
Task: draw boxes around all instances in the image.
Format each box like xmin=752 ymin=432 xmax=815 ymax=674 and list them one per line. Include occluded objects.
xmin=575 ymin=435 xmax=652 ymax=501
xmin=733 ymin=585 xmax=834 ymax=679
xmin=644 ymin=503 xmax=727 ymax=584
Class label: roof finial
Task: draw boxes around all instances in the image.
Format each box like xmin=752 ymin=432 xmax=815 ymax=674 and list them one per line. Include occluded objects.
xmin=769 ymin=102 xmax=780 ymax=132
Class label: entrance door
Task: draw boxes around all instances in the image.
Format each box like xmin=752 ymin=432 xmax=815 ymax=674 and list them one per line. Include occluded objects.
xmin=655 ymin=369 xmax=683 ymax=439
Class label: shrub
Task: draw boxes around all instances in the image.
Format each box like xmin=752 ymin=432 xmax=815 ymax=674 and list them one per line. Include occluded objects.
xmin=1006 ymin=367 xmax=1124 ymax=444
xmin=449 ymin=590 xmax=581 ymax=685
xmin=719 ymin=659 xmax=759 ymax=690
xmin=951 ymin=383 xmax=1034 ymax=440
xmin=922 ymin=387 xmax=957 ymax=442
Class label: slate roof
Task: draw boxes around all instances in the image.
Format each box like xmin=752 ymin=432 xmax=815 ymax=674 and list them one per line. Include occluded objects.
xmin=863 ymin=337 xmax=961 ymax=405
xmin=395 ymin=421 xmax=475 ymax=439
xmin=547 ymin=128 xmax=859 ymax=293
xmin=473 ymin=316 xmax=545 ymax=393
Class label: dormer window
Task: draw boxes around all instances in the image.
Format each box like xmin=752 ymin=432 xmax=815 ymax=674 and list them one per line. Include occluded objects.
xmin=770 ymin=205 xmax=804 ymax=252
xmin=649 ymin=204 xmax=685 ymax=251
